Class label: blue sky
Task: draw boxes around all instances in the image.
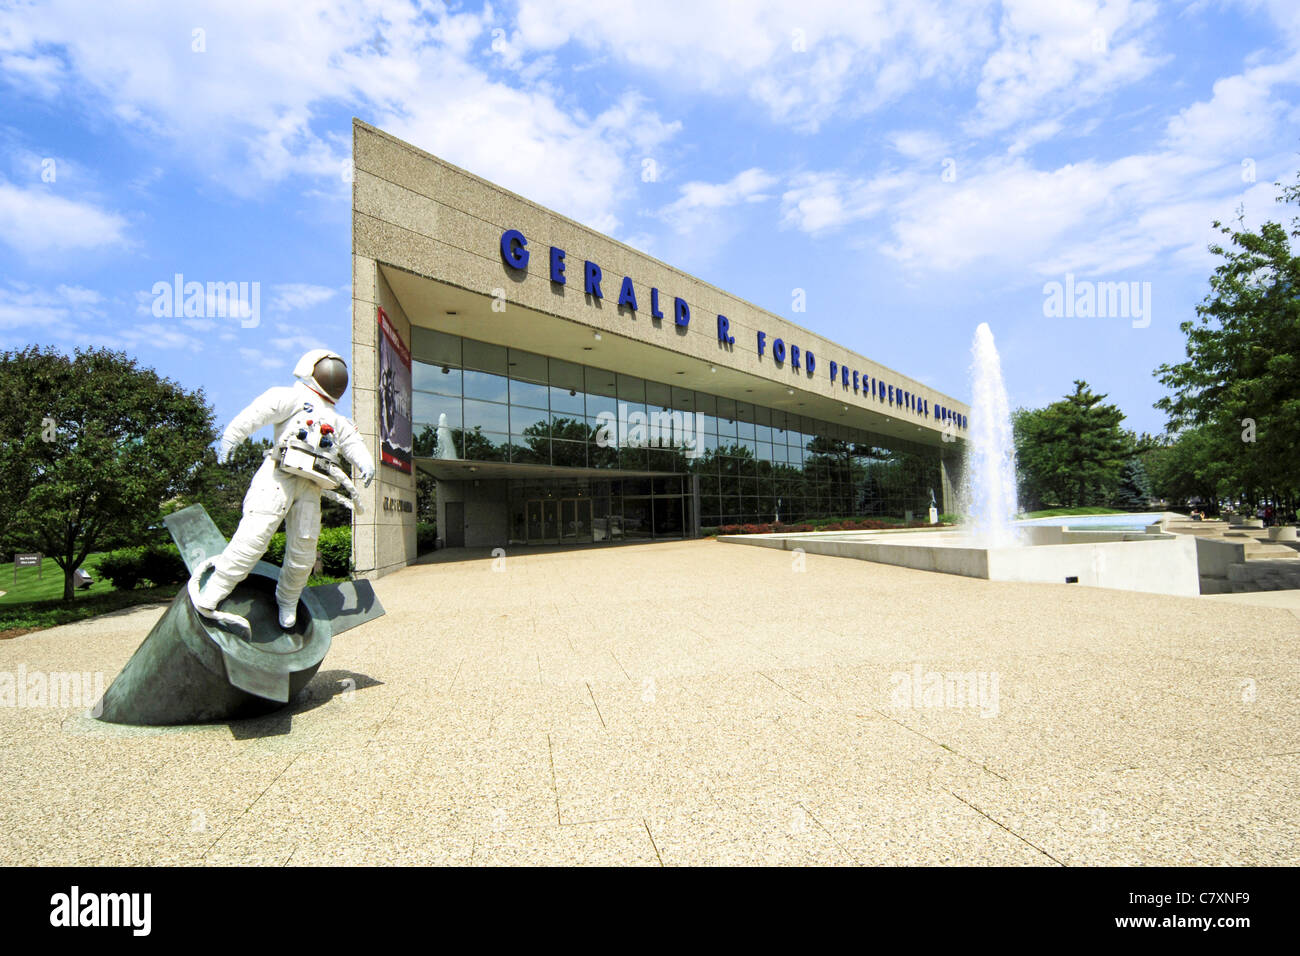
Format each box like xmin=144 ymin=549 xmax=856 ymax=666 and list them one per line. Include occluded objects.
xmin=2 ymin=0 xmax=1298 ymax=436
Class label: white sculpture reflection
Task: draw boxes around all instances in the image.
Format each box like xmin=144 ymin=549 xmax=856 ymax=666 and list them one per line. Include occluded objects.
xmin=435 ymin=412 xmax=459 ymax=460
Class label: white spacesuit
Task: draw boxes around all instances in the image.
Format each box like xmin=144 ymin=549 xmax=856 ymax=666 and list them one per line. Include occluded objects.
xmin=194 ymin=349 xmax=376 ymax=629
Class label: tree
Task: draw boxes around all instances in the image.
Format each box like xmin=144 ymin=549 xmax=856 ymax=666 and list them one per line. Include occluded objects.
xmin=1155 ymin=173 xmax=1300 ymax=515
xmin=1113 ymin=458 xmax=1152 ymax=511
xmin=0 ymin=347 xmax=215 ymax=600
xmin=1145 ymin=426 xmax=1230 ymax=513
xmin=1013 ymin=381 xmax=1131 ymax=508
xmin=178 ymin=438 xmax=271 ymax=537
xmin=182 ymin=434 xmax=354 ymax=532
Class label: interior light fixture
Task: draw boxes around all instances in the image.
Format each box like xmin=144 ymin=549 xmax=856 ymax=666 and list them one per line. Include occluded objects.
xmin=593 ymin=332 xmax=602 ymax=341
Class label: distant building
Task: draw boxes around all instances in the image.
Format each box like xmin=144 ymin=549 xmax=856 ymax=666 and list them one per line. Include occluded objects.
xmin=350 ymin=120 xmax=968 ymax=576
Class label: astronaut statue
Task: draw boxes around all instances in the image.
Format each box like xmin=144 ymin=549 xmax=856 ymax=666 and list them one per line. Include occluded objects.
xmin=193 ymin=349 xmax=376 ymax=632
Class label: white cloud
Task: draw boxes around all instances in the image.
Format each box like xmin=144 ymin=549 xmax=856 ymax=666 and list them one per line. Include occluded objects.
xmin=889 ymin=130 xmax=950 ymax=161
xmin=0 ymin=283 xmax=103 ymax=330
xmin=0 ymin=178 xmax=128 ymax=254
xmin=777 ymin=30 xmax=1300 ymax=279
xmin=239 ymin=346 xmax=285 ymax=369
xmin=0 ymin=1 xmax=680 ymax=232
xmin=1163 ymin=51 xmax=1300 ymax=158
xmin=514 ymin=0 xmax=997 ymax=132
xmin=780 ymin=170 xmax=910 ymax=235
xmin=658 ymin=167 xmax=778 ymax=233
xmin=969 ymin=0 xmax=1164 ymax=138
xmin=270 ymin=283 xmax=337 ymax=313
xmin=0 ymin=52 xmax=64 ymax=98
xmin=117 ymin=322 xmax=204 ymax=353
xmin=270 ymin=322 xmax=330 ymax=356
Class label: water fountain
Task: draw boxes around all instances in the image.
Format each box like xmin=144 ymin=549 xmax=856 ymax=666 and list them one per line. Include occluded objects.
xmin=961 ymin=322 xmax=1021 ymax=547
xmin=717 ymin=323 xmax=1199 ymax=596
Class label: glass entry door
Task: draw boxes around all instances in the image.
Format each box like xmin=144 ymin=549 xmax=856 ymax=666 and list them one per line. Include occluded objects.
xmin=526 ymin=500 xmax=545 ymax=543
xmin=525 ymin=498 xmax=593 ymax=544
xmin=561 ymin=499 xmax=592 ymax=542
xmin=542 ymin=499 xmax=558 ymax=541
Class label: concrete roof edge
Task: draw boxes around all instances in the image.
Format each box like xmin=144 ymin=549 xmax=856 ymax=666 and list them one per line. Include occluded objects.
xmin=352 ymin=118 xmax=970 ymax=412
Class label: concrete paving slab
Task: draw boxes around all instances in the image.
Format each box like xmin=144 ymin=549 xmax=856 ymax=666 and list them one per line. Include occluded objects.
xmin=0 ymin=539 xmax=1295 ymax=865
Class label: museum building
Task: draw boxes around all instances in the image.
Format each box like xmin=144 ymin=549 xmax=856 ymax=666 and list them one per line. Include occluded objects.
xmin=349 ymin=120 xmax=969 ymax=577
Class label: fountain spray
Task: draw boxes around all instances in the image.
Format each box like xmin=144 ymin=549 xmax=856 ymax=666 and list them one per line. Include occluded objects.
xmin=962 ymin=323 xmax=1021 ymax=546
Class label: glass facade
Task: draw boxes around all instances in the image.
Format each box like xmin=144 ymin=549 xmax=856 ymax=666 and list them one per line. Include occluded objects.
xmin=412 ymin=328 xmax=941 ymax=531
xmin=504 ymin=476 xmax=688 ymax=545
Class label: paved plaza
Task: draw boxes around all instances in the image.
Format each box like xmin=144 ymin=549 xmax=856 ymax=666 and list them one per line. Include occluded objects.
xmin=1 ymin=539 xmax=1297 ymax=865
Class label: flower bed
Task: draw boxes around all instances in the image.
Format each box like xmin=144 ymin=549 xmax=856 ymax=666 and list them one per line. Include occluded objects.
xmin=714 ymin=519 xmax=938 ymax=535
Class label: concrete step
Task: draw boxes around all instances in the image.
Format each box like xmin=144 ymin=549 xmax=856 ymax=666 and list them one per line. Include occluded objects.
xmin=1225 ymin=560 xmax=1300 ymax=592
xmin=1198 ymin=576 xmax=1234 ymax=594
xmin=1244 ymin=543 xmax=1300 ymax=559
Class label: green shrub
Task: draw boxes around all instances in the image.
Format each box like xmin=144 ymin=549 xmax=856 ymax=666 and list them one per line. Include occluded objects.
xmin=262 ymin=527 xmax=350 ymax=576
xmin=266 ymin=532 xmax=286 ymax=567
xmin=96 ymin=544 xmax=186 ymax=589
xmin=97 ymin=549 xmax=145 ymax=590
xmin=417 ymin=521 xmax=437 ymax=554
xmin=139 ymin=544 xmax=187 ymax=586
xmin=316 ymin=526 xmax=352 ymax=576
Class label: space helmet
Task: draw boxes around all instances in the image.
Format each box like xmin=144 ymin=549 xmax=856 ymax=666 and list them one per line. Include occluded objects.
xmin=293 ymin=349 xmax=349 ymax=402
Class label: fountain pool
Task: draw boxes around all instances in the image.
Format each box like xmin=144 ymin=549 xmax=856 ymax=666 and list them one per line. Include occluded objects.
xmin=718 ymin=326 xmax=1204 ymax=596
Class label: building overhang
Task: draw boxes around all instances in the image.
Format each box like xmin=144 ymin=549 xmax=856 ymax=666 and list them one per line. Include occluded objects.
xmin=382 ymin=263 xmax=961 ymax=455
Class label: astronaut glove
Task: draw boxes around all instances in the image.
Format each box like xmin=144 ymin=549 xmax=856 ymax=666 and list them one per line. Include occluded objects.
xmin=360 ymin=466 xmax=375 ymax=488
xmin=218 ymin=436 xmax=236 ymax=465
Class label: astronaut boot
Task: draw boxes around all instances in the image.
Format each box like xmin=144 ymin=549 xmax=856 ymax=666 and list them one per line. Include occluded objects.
xmin=276 ymin=597 xmax=298 ymax=630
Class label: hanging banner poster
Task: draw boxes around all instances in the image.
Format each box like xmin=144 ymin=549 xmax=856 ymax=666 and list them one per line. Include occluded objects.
xmin=377 ymin=306 xmax=413 ymax=474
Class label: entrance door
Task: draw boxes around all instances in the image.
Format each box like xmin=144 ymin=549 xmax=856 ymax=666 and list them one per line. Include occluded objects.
xmin=653 ymin=496 xmax=684 ymax=538
xmin=542 ymin=499 xmax=558 ymax=541
xmin=559 ymin=499 xmax=592 ymax=542
xmin=445 ymin=501 xmax=465 ymax=548
xmin=526 ymin=500 xmax=543 ymax=543
xmin=574 ymin=499 xmax=591 ymax=541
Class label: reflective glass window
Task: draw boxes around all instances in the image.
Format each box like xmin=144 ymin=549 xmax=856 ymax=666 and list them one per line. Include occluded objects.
xmin=411 ymin=328 xmax=461 ymax=368
xmin=463 ymin=398 xmax=509 ymax=433
xmin=509 ymin=404 xmax=549 ymax=439
xmin=463 ymin=339 xmax=506 ymax=374
xmin=617 ymin=374 xmax=645 ymax=405
xmin=413 ymin=361 xmax=461 ymax=396
xmin=463 ymin=370 xmax=509 ymax=403
xmin=413 ymin=391 xmax=461 ymax=429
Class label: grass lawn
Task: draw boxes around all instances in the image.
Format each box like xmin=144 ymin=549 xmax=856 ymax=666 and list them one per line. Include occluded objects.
xmin=0 ymin=553 xmax=116 ymax=606
xmin=0 ymin=585 xmax=178 ymax=639
xmin=0 ymin=550 xmax=350 ymax=639
xmin=1019 ymin=506 xmax=1143 ymax=519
